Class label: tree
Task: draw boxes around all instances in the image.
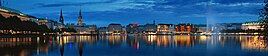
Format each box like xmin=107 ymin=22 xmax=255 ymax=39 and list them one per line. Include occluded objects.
xmin=0 ymin=14 xmax=52 ymax=34
xmin=260 ymin=0 xmax=268 ymax=35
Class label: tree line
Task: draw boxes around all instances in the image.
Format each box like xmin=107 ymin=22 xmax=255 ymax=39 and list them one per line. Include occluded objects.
xmin=0 ymin=14 xmax=51 ymax=33
xmin=261 ymin=0 xmax=268 ymax=35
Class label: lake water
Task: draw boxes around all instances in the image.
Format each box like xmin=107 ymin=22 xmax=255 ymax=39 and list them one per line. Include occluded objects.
xmin=0 ymin=35 xmax=267 ymax=56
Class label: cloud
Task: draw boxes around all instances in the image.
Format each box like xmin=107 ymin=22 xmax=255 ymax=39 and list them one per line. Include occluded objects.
xmin=37 ymin=1 xmax=116 ymax=7
xmin=32 ymin=0 xmax=158 ymax=12
xmin=213 ymin=0 xmax=263 ymax=4
xmin=5 ymin=0 xmax=264 ymax=25
xmin=196 ymin=2 xmax=264 ymax=7
xmin=180 ymin=12 xmax=258 ymax=18
xmin=226 ymin=3 xmax=263 ymax=6
xmin=27 ymin=0 xmax=265 ymax=17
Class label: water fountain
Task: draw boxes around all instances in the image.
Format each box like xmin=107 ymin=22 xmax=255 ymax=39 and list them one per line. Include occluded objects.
xmin=206 ymin=0 xmax=221 ymax=49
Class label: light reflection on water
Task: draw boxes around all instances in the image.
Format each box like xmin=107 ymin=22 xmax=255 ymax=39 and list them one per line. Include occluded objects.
xmin=0 ymin=35 xmax=267 ymax=56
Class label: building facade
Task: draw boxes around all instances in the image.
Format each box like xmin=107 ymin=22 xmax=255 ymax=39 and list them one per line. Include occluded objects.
xmin=77 ymin=10 xmax=83 ymax=26
xmin=126 ymin=24 xmax=138 ymax=34
xmin=174 ymin=23 xmax=196 ymax=34
xmin=98 ymin=27 xmax=108 ymax=34
xmin=108 ymin=23 xmax=123 ymax=34
xmin=157 ymin=24 xmax=173 ymax=34
xmin=242 ymin=21 xmax=264 ymax=30
xmin=87 ymin=25 xmax=97 ymax=34
xmin=144 ymin=24 xmax=157 ymax=34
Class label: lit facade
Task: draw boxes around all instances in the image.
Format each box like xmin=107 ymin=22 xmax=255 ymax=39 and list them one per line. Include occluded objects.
xmin=157 ymin=24 xmax=173 ymax=34
xmin=73 ymin=10 xmax=89 ymax=34
xmin=88 ymin=25 xmax=97 ymax=34
xmin=195 ymin=24 xmax=210 ymax=33
xmin=37 ymin=19 xmax=48 ymax=25
xmin=215 ymin=23 xmax=242 ymax=30
xmin=108 ymin=23 xmax=123 ymax=34
xmin=144 ymin=24 xmax=157 ymax=34
xmin=0 ymin=7 xmax=33 ymax=21
xmin=174 ymin=23 xmax=196 ymax=34
xmin=126 ymin=24 xmax=138 ymax=34
xmin=137 ymin=25 xmax=145 ymax=34
xmin=242 ymin=22 xmax=264 ymax=30
xmin=98 ymin=27 xmax=108 ymax=34
xmin=37 ymin=19 xmax=59 ymax=30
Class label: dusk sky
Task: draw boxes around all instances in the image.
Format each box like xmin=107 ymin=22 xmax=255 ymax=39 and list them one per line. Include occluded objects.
xmin=3 ymin=0 xmax=265 ymax=26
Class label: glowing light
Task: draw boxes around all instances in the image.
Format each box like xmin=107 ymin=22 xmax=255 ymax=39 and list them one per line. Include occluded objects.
xmin=200 ymin=35 xmax=207 ymax=41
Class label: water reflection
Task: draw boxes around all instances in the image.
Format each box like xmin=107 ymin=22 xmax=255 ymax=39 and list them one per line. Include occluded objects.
xmin=241 ymin=36 xmax=268 ymax=51
xmin=0 ymin=36 xmax=49 ymax=56
xmin=0 ymin=35 xmax=267 ymax=56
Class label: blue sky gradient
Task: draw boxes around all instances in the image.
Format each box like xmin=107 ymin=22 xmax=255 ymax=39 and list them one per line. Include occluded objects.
xmin=3 ymin=0 xmax=264 ymax=26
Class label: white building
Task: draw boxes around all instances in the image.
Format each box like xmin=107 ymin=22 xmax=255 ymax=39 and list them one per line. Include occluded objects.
xmin=242 ymin=21 xmax=264 ymax=30
xmin=157 ymin=24 xmax=173 ymax=34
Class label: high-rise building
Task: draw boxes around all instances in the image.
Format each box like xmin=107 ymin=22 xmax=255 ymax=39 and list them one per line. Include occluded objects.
xmin=77 ymin=9 xmax=83 ymax=26
xmin=59 ymin=9 xmax=64 ymax=24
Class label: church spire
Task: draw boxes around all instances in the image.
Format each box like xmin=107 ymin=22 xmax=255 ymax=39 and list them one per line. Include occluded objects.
xmin=77 ymin=9 xmax=83 ymax=26
xmin=59 ymin=9 xmax=64 ymax=24
xmin=79 ymin=9 xmax=82 ymax=17
xmin=153 ymin=20 xmax=155 ymax=25
xmin=0 ymin=0 xmax=2 ymax=6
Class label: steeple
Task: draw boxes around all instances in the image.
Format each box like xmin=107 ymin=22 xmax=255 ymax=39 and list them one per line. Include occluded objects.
xmin=79 ymin=9 xmax=82 ymax=17
xmin=0 ymin=0 xmax=2 ymax=6
xmin=153 ymin=20 xmax=155 ymax=25
xmin=77 ymin=9 xmax=83 ymax=26
xmin=59 ymin=9 xmax=64 ymax=24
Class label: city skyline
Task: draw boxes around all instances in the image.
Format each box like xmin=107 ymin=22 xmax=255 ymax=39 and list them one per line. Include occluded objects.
xmin=1 ymin=0 xmax=268 ymax=56
xmin=2 ymin=0 xmax=264 ymax=26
